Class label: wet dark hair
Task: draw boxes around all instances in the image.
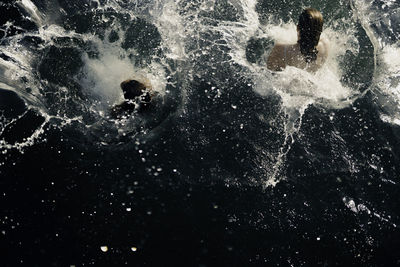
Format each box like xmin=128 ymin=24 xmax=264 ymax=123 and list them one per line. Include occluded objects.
xmin=297 ymin=8 xmax=323 ymax=63
xmin=120 ymin=79 xmax=146 ymax=100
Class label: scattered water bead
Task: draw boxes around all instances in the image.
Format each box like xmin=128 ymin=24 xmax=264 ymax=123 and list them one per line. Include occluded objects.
xmin=1 ymin=0 xmax=399 ymax=265
xmin=131 ymin=247 xmax=137 ymax=252
xmin=100 ymin=246 xmax=108 ymax=252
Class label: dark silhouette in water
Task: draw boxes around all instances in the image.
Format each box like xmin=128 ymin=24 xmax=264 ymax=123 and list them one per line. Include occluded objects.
xmin=111 ymin=79 xmax=153 ymax=118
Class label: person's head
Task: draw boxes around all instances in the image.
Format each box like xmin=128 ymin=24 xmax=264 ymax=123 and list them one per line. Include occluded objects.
xmin=297 ymin=8 xmax=324 ymax=63
xmin=120 ymin=79 xmax=146 ymax=100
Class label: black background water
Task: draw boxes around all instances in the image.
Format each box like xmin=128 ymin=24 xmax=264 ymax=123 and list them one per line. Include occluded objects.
xmin=1 ymin=0 xmax=400 ymax=266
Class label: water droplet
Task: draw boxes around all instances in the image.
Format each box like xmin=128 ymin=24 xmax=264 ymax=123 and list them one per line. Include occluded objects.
xmin=100 ymin=246 xmax=108 ymax=252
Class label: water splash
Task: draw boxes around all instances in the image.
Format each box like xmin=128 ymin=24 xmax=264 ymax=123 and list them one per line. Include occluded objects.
xmin=0 ymin=0 xmax=382 ymax=187
xmin=351 ymin=0 xmax=400 ymax=126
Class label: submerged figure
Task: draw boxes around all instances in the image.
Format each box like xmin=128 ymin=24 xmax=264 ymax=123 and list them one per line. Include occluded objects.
xmin=111 ymin=79 xmax=154 ymax=118
xmin=267 ymin=8 xmax=328 ymax=72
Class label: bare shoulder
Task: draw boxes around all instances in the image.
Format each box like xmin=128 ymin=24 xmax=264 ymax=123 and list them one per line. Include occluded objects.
xmin=267 ymin=43 xmax=286 ymax=71
xmin=271 ymin=43 xmax=286 ymax=54
xmin=317 ymin=37 xmax=329 ymax=57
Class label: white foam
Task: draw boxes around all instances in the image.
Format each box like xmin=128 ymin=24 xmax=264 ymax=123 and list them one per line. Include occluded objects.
xmin=18 ymin=0 xmax=44 ymax=27
xmin=250 ymin=23 xmax=359 ymax=118
xmin=264 ymin=23 xmax=298 ymax=44
xmin=382 ymin=45 xmax=400 ymax=73
xmin=241 ymin=17 xmax=360 ymax=187
xmin=79 ymin=29 xmax=168 ymax=110
xmin=351 ymin=0 xmax=400 ymax=126
xmin=80 ymin=49 xmax=136 ymax=105
xmin=1 ymin=0 xmax=389 ymax=188
xmin=155 ymin=1 xmax=187 ymax=60
xmin=374 ymin=44 xmax=400 ymax=124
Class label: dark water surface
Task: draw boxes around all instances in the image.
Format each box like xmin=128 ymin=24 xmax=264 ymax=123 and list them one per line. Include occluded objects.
xmin=1 ymin=0 xmax=400 ymax=266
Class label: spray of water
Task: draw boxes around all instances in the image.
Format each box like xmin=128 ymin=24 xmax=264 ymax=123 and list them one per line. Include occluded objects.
xmin=1 ymin=0 xmax=390 ymax=187
xmin=350 ymin=0 xmax=400 ymax=126
xmin=211 ymin=2 xmax=361 ymax=186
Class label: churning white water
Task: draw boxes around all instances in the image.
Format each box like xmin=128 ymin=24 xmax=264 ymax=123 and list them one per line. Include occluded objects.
xmin=1 ymin=0 xmax=397 ymax=186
